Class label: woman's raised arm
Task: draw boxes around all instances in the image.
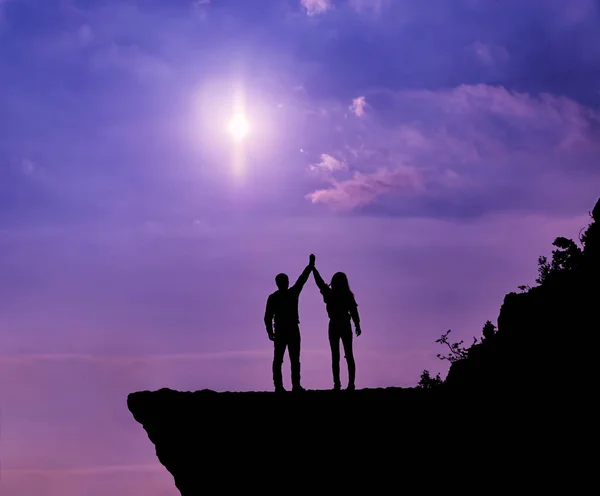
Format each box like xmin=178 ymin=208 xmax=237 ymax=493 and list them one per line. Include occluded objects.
xmin=312 ymin=266 xmax=330 ymax=295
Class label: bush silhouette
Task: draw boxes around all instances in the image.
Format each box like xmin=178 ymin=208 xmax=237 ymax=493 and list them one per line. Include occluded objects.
xmin=436 ymin=195 xmax=600 ymax=391
xmin=417 ymin=369 xmax=443 ymax=389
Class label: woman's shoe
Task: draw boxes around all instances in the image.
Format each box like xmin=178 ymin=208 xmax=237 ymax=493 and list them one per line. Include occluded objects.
xmin=345 ymin=384 xmax=355 ymax=391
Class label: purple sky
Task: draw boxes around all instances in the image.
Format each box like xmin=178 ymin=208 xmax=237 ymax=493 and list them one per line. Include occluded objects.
xmin=1 ymin=0 xmax=600 ymax=494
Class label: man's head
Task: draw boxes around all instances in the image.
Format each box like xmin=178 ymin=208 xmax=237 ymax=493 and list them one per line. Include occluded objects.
xmin=275 ymin=273 xmax=289 ymax=290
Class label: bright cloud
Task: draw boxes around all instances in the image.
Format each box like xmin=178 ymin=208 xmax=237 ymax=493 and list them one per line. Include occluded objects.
xmin=307 ymin=166 xmax=423 ymax=211
xmin=310 ymin=153 xmax=348 ymax=172
xmin=301 ymin=0 xmax=332 ymax=16
xmin=350 ymin=96 xmax=367 ymax=116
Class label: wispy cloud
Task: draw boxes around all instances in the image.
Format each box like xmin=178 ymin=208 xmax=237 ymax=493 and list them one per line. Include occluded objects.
xmin=89 ymin=43 xmax=174 ymax=83
xmin=309 ymin=153 xmax=348 ymax=173
xmin=4 ymin=464 xmax=163 ymax=476
xmin=350 ymin=96 xmax=367 ymax=116
xmin=406 ymin=84 xmax=600 ymax=152
xmin=21 ymin=158 xmax=36 ymax=176
xmin=0 ymin=350 xmax=271 ymax=363
xmin=301 ymin=0 xmax=332 ymax=16
xmin=468 ymin=41 xmax=509 ymax=66
xmin=349 ymin=0 xmax=389 ymax=15
xmin=77 ymin=23 xmax=94 ymax=44
xmin=191 ymin=0 xmax=212 ymax=20
xmin=561 ymin=0 xmax=597 ymax=25
xmin=307 ymin=166 xmax=423 ymax=211
xmin=305 ymin=84 xmax=600 ymax=213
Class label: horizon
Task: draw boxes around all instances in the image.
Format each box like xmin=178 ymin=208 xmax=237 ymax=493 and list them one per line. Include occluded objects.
xmin=2 ymin=0 xmax=600 ymax=495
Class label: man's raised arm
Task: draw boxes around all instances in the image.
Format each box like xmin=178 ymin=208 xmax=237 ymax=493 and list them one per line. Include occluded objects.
xmin=264 ymin=295 xmax=275 ymax=341
xmin=291 ymin=254 xmax=315 ymax=294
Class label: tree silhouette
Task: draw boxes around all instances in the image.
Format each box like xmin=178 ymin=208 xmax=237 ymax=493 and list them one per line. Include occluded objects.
xmin=580 ymin=202 xmax=598 ymax=248
xmin=535 ymin=255 xmax=551 ymax=285
xmin=434 ymin=321 xmax=494 ymax=368
xmin=417 ymin=369 xmax=443 ymax=389
xmin=527 ymin=237 xmax=584 ymax=287
xmin=481 ymin=320 xmax=496 ymax=341
xmin=435 ymin=329 xmax=477 ymax=363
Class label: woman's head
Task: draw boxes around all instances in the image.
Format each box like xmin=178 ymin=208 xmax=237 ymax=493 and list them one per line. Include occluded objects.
xmin=330 ymin=272 xmax=351 ymax=294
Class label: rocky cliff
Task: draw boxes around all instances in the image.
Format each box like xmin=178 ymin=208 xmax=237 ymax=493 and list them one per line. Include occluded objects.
xmin=444 ymin=197 xmax=599 ymax=392
xmin=127 ymin=387 xmax=456 ymax=494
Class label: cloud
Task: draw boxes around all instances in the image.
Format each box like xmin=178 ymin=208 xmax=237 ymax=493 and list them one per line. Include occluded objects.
xmin=301 ymin=0 xmax=332 ymax=16
xmin=304 ymin=84 xmax=600 ymax=213
xmin=405 ymin=84 xmax=600 ymax=152
xmin=0 ymin=350 xmax=270 ymax=363
xmin=191 ymin=0 xmax=212 ymax=20
xmin=350 ymin=96 xmax=367 ymax=116
xmin=4 ymin=464 xmax=163 ymax=476
xmin=561 ymin=0 xmax=597 ymax=25
xmin=21 ymin=158 xmax=36 ymax=175
xmin=468 ymin=41 xmax=509 ymax=66
xmin=348 ymin=0 xmax=389 ymax=15
xmin=309 ymin=153 xmax=348 ymax=173
xmin=77 ymin=24 xmax=94 ymax=45
xmin=307 ymin=166 xmax=423 ymax=211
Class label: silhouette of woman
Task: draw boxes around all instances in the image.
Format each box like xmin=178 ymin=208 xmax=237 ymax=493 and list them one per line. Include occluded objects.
xmin=312 ymin=259 xmax=361 ymax=391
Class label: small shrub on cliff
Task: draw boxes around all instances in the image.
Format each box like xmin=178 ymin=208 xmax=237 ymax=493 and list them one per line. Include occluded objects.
xmin=417 ymin=369 xmax=443 ymax=389
xmin=535 ymin=237 xmax=583 ymax=285
xmin=481 ymin=320 xmax=496 ymax=341
xmin=435 ymin=329 xmax=478 ymax=363
xmin=518 ymin=235 xmax=585 ymax=292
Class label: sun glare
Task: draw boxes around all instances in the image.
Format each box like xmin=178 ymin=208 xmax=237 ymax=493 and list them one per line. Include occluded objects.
xmin=228 ymin=114 xmax=249 ymax=141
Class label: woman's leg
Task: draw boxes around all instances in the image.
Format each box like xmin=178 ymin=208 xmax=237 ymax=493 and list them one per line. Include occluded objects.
xmin=328 ymin=321 xmax=341 ymax=389
xmin=340 ymin=323 xmax=355 ymax=389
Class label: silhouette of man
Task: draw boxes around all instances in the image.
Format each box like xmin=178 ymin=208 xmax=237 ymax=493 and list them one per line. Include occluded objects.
xmin=264 ymin=254 xmax=315 ymax=392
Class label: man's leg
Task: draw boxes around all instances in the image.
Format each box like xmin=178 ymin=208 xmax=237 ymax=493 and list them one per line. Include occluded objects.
xmin=288 ymin=326 xmax=302 ymax=391
xmin=273 ymin=334 xmax=287 ymax=392
xmin=340 ymin=324 xmax=355 ymax=390
xmin=329 ymin=322 xmax=341 ymax=390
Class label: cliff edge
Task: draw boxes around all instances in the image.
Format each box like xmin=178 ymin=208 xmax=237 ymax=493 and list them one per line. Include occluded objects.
xmin=127 ymin=387 xmax=456 ymax=494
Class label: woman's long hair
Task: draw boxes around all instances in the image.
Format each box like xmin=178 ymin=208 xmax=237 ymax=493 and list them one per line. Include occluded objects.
xmin=330 ymin=272 xmax=354 ymax=298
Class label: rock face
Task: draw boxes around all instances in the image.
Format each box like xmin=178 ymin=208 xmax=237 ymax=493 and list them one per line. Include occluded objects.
xmin=444 ymin=197 xmax=600 ymax=392
xmin=127 ymin=387 xmax=455 ymax=495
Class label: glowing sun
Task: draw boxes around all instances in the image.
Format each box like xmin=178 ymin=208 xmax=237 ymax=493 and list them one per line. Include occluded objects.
xmin=228 ymin=114 xmax=249 ymax=141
